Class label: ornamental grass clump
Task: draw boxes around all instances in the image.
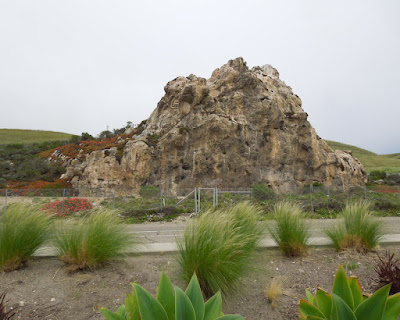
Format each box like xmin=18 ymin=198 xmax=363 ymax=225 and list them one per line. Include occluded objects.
xmin=53 ymin=208 xmax=135 ymax=270
xmin=0 ymin=204 xmax=51 ymax=272
xmin=268 ymin=201 xmax=310 ymax=257
xmin=176 ymin=202 xmax=263 ymax=298
xmin=325 ymin=201 xmax=382 ymax=252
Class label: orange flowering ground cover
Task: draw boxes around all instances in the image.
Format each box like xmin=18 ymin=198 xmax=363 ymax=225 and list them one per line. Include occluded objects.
xmin=42 ymin=198 xmax=93 ymax=217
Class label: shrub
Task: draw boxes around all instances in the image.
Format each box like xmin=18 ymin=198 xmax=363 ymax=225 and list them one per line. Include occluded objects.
xmin=252 ymin=184 xmax=275 ymax=202
xmin=100 ymin=272 xmax=245 ymax=320
xmin=53 ymin=208 xmax=134 ymax=270
xmin=176 ymin=202 xmax=263 ymax=297
xmin=268 ymin=202 xmax=310 ymax=256
xmin=369 ymin=170 xmax=387 ymax=182
xmin=375 ymin=250 xmax=400 ymax=294
xmin=0 ymin=293 xmax=16 ymax=320
xmin=42 ymin=198 xmax=93 ymax=217
xmin=0 ymin=204 xmax=51 ymax=271
xmin=299 ymin=265 xmax=400 ymax=319
xmin=139 ymin=185 xmax=160 ymax=199
xmin=325 ymin=201 xmax=382 ymax=252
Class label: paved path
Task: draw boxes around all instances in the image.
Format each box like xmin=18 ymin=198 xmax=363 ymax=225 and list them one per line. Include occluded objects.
xmin=35 ymin=217 xmax=400 ymax=256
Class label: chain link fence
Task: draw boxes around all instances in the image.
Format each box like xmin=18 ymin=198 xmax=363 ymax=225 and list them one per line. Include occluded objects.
xmin=1 ymin=184 xmax=400 ymax=218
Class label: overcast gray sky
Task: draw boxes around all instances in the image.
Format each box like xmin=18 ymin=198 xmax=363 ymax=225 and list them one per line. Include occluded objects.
xmin=0 ymin=0 xmax=399 ymax=154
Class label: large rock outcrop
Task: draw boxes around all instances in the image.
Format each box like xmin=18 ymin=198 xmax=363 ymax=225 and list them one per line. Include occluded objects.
xmin=61 ymin=58 xmax=366 ymax=195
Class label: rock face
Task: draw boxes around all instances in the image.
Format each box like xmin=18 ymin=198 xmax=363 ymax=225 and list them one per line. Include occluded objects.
xmin=62 ymin=58 xmax=366 ymax=195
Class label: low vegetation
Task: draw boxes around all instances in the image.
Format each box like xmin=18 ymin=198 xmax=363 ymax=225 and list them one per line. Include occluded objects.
xmin=0 ymin=204 xmax=51 ymax=271
xmin=53 ymin=208 xmax=134 ymax=270
xmin=100 ymin=272 xmax=245 ymax=320
xmin=0 ymin=293 xmax=16 ymax=320
xmin=268 ymin=202 xmax=310 ymax=256
xmin=176 ymin=202 xmax=263 ymax=297
xmin=299 ymin=264 xmax=400 ymax=319
xmin=42 ymin=197 xmax=93 ymax=218
xmin=375 ymin=250 xmax=400 ymax=294
xmin=264 ymin=277 xmax=284 ymax=310
xmin=325 ymin=201 xmax=382 ymax=252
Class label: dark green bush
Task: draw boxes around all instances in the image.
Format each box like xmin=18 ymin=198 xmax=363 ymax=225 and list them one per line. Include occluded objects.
xmin=252 ymin=184 xmax=275 ymax=202
xmin=369 ymin=170 xmax=387 ymax=182
xmin=139 ymin=185 xmax=160 ymax=199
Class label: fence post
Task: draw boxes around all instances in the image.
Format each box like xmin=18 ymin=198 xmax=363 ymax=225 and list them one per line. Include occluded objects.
xmin=61 ymin=189 xmax=66 ymax=213
xmin=198 ymin=188 xmax=201 ymax=212
xmin=160 ymin=190 xmax=163 ymax=213
xmin=194 ymin=188 xmax=198 ymax=214
xmin=215 ymin=187 xmax=218 ymax=207
xmin=327 ymin=186 xmax=330 ymax=201
xmin=310 ymin=184 xmax=314 ymax=214
xmin=4 ymin=189 xmax=8 ymax=214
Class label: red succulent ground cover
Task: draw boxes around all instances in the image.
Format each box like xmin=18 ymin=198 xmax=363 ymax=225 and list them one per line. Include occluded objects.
xmin=372 ymin=185 xmax=399 ymax=193
xmin=39 ymin=134 xmax=132 ymax=161
xmin=42 ymin=198 xmax=93 ymax=217
xmin=6 ymin=179 xmax=71 ymax=190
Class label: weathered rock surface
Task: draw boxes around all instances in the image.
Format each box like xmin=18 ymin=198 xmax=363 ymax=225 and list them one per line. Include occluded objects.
xmin=61 ymin=58 xmax=366 ymax=195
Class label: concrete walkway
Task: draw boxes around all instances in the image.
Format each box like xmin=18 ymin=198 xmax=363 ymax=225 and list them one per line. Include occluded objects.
xmin=34 ymin=217 xmax=400 ymax=256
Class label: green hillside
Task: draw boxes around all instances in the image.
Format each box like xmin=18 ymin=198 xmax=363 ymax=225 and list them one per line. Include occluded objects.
xmin=0 ymin=129 xmax=73 ymax=145
xmin=325 ymin=140 xmax=400 ymax=173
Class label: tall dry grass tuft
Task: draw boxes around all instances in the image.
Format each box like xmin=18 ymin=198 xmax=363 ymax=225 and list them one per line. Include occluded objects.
xmin=176 ymin=201 xmax=263 ymax=298
xmin=268 ymin=202 xmax=310 ymax=257
xmin=0 ymin=204 xmax=51 ymax=271
xmin=53 ymin=208 xmax=135 ymax=270
xmin=325 ymin=201 xmax=382 ymax=252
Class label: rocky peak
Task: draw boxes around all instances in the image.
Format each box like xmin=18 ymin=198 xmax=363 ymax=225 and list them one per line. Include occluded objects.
xmin=61 ymin=58 xmax=367 ymax=196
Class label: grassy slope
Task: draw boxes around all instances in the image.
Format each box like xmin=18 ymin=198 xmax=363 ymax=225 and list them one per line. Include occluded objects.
xmin=0 ymin=129 xmax=73 ymax=145
xmin=325 ymin=140 xmax=400 ymax=173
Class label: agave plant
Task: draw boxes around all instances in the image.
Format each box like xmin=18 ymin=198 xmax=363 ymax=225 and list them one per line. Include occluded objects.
xmin=99 ymin=272 xmax=245 ymax=320
xmin=299 ymin=265 xmax=400 ymax=320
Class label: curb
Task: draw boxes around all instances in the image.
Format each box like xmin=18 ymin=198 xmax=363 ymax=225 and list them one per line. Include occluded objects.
xmin=33 ymin=234 xmax=400 ymax=257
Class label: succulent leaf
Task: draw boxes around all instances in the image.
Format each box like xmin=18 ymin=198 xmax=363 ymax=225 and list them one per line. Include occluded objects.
xmin=332 ymin=265 xmax=354 ymax=310
xmin=204 ymin=292 xmax=223 ymax=320
xmin=382 ymin=292 xmax=400 ymax=320
xmin=347 ymin=277 xmax=363 ymax=310
xmin=175 ymin=287 xmax=196 ymax=320
xmin=157 ymin=272 xmax=175 ymax=320
xmin=134 ymin=283 xmax=169 ymax=320
xmin=185 ymin=273 xmax=205 ymax=320
xmin=299 ymin=300 xmax=326 ymax=318
xmin=354 ymin=284 xmax=390 ymax=320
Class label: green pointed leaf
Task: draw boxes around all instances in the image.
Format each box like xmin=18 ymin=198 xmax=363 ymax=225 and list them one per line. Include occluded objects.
xmin=305 ymin=289 xmax=315 ymax=305
xmin=383 ymin=292 xmax=400 ymax=320
xmin=331 ymin=294 xmax=356 ymax=320
xmin=216 ymin=315 xmax=246 ymax=320
xmin=116 ymin=305 xmax=126 ymax=316
xmin=315 ymin=288 xmax=333 ymax=319
xmin=204 ymin=292 xmax=222 ymax=320
xmin=99 ymin=307 xmax=126 ymax=320
xmin=134 ymin=283 xmax=169 ymax=320
xmin=354 ymin=284 xmax=390 ymax=320
xmin=332 ymin=265 xmax=354 ymax=310
xmin=175 ymin=287 xmax=196 ymax=320
xmin=347 ymin=277 xmax=363 ymax=310
xmin=299 ymin=300 xmax=326 ymax=318
xmin=185 ymin=273 xmax=205 ymax=320
xmin=305 ymin=317 xmax=326 ymax=320
xmin=125 ymin=292 xmax=140 ymax=320
xmin=157 ymin=272 xmax=175 ymax=320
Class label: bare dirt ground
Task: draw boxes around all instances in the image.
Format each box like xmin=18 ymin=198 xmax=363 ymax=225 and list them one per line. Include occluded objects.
xmin=2 ymin=245 xmax=399 ymax=320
